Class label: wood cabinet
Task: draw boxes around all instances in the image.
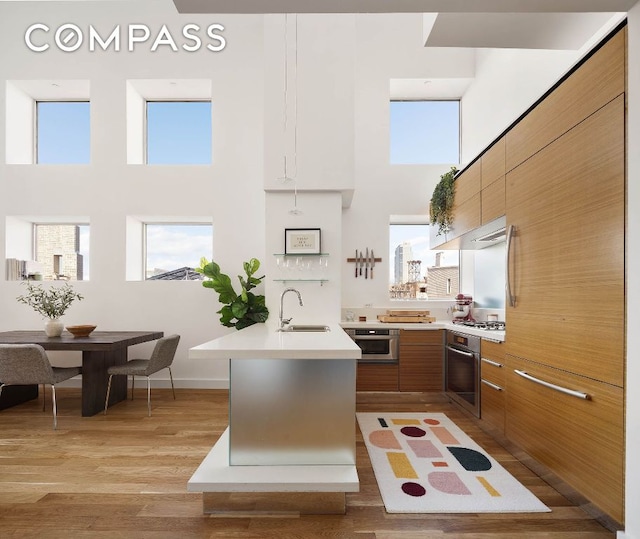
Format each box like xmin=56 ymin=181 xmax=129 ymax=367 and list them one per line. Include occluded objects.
xmin=356 ymin=363 xmax=398 ymax=391
xmin=506 ymin=95 xmax=625 ymax=387
xmin=506 ymin=29 xmax=625 ymax=172
xmin=439 ymin=161 xmax=481 ymax=244
xmin=503 ymin=25 xmax=626 ymax=524
xmin=506 ymin=354 xmax=624 ymax=523
xmin=480 ymin=176 xmax=505 ymax=225
xmin=480 ymin=339 xmax=505 ymax=434
xmin=399 ymin=330 xmax=443 ymax=392
xmin=481 ymin=137 xmax=506 ymax=188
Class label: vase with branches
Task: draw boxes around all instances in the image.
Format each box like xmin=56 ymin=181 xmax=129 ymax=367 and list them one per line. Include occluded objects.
xmin=17 ymin=282 xmax=84 ymax=337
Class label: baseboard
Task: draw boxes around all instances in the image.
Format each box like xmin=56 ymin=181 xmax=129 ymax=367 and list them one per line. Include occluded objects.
xmin=58 ymin=378 xmax=230 ymax=389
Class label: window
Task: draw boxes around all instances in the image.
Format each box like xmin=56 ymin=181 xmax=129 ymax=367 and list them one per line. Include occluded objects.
xmin=37 ymin=101 xmax=90 ymax=164
xmin=144 ymin=223 xmax=212 ymax=280
xmin=34 ymin=223 xmax=90 ymax=281
xmin=389 ymin=100 xmax=459 ymax=164
xmin=389 ymin=222 xmax=459 ymax=300
xmin=146 ymin=101 xmax=212 ymax=164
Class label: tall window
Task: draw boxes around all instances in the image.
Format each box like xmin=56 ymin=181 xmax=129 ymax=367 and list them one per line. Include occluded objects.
xmin=34 ymin=224 xmax=90 ymax=281
xmin=389 ymin=100 xmax=460 ymax=164
xmin=146 ymin=101 xmax=212 ymax=164
xmin=144 ymin=223 xmax=212 ymax=280
xmin=389 ymin=222 xmax=459 ymax=300
xmin=36 ymin=101 xmax=90 ymax=164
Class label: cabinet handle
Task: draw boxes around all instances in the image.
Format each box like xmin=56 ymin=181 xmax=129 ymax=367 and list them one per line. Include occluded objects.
xmin=506 ymin=224 xmax=516 ymax=307
xmin=514 ymin=369 xmax=590 ymax=400
xmin=482 ymin=358 xmax=503 ymax=368
xmin=481 ymin=379 xmax=503 ymax=391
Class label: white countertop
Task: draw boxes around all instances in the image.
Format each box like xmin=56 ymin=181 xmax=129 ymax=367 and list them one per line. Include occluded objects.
xmin=340 ymin=320 xmax=505 ymax=342
xmin=189 ymin=322 xmax=362 ymax=360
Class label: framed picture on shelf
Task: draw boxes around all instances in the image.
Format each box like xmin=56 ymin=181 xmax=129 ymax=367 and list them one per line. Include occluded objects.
xmin=284 ymin=228 xmax=321 ymax=255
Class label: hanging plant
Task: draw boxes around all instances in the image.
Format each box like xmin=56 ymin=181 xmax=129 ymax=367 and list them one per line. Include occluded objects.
xmin=429 ymin=166 xmax=458 ymax=236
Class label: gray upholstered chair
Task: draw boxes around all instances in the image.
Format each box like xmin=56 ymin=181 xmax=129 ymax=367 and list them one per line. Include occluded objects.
xmin=103 ymin=334 xmax=180 ymax=417
xmin=0 ymin=344 xmax=82 ymax=430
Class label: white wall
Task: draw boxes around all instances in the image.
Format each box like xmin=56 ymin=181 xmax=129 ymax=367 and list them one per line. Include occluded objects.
xmin=0 ymin=2 xmax=267 ymax=387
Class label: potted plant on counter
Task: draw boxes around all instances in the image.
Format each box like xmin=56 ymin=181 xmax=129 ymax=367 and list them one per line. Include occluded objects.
xmin=16 ymin=282 xmax=84 ymax=337
xmin=429 ymin=166 xmax=458 ymax=236
xmin=195 ymin=257 xmax=269 ymax=330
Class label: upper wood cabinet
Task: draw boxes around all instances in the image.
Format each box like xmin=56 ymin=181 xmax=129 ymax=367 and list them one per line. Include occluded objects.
xmin=481 ymin=137 xmax=506 ymax=188
xmin=481 ymin=138 xmax=506 ymax=224
xmin=506 ymin=28 xmax=626 ymax=172
xmin=447 ymin=161 xmax=482 ymax=240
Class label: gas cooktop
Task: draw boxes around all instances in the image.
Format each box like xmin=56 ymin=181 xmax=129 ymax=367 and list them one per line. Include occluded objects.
xmin=453 ymin=320 xmax=506 ymax=331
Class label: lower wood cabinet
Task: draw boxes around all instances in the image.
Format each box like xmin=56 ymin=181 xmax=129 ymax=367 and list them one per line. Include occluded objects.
xmin=356 ymin=363 xmax=398 ymax=391
xmin=505 ymin=354 xmax=624 ymax=523
xmin=480 ymin=340 xmax=506 ymax=434
xmin=399 ymin=330 xmax=443 ymax=392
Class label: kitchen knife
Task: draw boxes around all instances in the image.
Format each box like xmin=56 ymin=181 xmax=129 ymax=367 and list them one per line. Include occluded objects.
xmin=355 ymin=249 xmax=358 ymax=278
xmin=370 ymin=249 xmax=375 ymax=279
xmin=359 ymin=251 xmax=363 ymax=276
xmin=365 ymin=248 xmax=369 ymax=279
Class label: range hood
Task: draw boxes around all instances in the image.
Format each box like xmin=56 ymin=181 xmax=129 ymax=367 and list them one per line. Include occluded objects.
xmin=462 ymin=216 xmax=506 ymax=250
xmin=432 ymin=216 xmax=506 ymax=250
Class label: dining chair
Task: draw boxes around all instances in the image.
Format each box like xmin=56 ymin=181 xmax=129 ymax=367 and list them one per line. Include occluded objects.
xmin=0 ymin=344 xmax=82 ymax=430
xmin=103 ymin=334 xmax=180 ymax=417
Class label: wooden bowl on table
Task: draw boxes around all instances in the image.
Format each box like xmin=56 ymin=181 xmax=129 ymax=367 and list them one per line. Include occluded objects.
xmin=65 ymin=325 xmax=97 ymax=338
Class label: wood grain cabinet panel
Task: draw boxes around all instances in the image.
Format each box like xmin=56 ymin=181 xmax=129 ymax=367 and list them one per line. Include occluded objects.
xmin=451 ymin=193 xmax=481 ymax=239
xmin=356 ymin=363 xmax=398 ymax=391
xmin=481 ymin=176 xmax=505 ymax=225
xmin=480 ymin=340 xmax=506 ymax=434
xmin=506 ymin=354 xmax=624 ymax=523
xmin=505 ymin=95 xmax=625 ymax=387
xmin=399 ymin=330 xmax=443 ymax=392
xmin=481 ymin=137 xmax=506 ymax=188
xmin=506 ymin=28 xmax=625 ymax=172
xmin=454 ymin=160 xmax=481 ymax=204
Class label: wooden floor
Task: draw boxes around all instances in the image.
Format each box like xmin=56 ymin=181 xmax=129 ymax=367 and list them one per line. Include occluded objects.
xmin=0 ymin=388 xmax=618 ymax=538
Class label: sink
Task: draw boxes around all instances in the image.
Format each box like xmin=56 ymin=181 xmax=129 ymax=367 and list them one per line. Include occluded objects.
xmin=280 ymin=325 xmax=331 ymax=332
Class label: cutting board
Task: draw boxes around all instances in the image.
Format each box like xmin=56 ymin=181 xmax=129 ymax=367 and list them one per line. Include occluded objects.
xmin=377 ymin=315 xmax=436 ymax=323
xmin=377 ymin=310 xmax=435 ymax=323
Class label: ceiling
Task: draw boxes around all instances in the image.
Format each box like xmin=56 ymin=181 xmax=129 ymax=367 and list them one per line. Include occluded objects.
xmin=170 ymin=0 xmax=633 ymax=51
xmin=171 ymin=0 xmax=638 ymax=14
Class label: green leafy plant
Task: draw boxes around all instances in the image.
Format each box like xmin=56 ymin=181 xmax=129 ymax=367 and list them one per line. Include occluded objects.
xmin=17 ymin=282 xmax=84 ymax=319
xmin=195 ymin=257 xmax=269 ymax=330
xmin=429 ymin=166 xmax=458 ymax=236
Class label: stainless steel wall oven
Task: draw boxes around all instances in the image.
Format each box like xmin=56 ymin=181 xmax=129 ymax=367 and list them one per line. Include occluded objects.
xmin=445 ymin=330 xmax=481 ymax=417
xmin=344 ymin=328 xmax=399 ymax=363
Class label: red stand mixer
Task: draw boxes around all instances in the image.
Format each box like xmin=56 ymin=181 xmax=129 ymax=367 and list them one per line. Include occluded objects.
xmin=451 ymin=294 xmax=475 ymax=323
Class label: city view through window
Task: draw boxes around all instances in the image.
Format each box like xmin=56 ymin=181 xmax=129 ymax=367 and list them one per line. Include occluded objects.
xmin=389 ymin=223 xmax=459 ymax=301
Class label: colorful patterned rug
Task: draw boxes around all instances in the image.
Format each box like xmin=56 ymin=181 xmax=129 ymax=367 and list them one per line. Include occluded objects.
xmin=357 ymin=413 xmax=550 ymax=513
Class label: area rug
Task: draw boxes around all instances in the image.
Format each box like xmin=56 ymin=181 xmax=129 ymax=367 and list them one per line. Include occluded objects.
xmin=357 ymin=412 xmax=550 ymax=513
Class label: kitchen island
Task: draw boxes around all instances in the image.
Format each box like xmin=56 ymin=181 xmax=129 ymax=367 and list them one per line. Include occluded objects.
xmin=188 ymin=323 xmax=361 ymax=515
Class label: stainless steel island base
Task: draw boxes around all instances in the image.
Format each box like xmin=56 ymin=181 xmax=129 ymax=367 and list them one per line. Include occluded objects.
xmin=229 ymin=357 xmax=356 ymax=466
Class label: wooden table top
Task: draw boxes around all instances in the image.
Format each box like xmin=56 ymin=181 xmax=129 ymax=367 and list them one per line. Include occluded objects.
xmin=0 ymin=330 xmax=164 ymax=351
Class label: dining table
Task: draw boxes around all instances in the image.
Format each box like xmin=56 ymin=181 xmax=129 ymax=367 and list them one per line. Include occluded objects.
xmin=0 ymin=330 xmax=163 ymax=416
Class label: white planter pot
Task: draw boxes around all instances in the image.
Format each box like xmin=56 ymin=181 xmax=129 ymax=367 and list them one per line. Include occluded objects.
xmin=44 ymin=319 xmax=64 ymax=337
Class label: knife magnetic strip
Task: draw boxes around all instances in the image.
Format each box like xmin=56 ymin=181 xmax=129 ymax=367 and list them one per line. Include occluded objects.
xmin=347 ymin=255 xmax=382 ymax=279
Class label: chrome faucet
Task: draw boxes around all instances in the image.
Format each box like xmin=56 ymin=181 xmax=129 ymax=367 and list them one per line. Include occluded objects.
xmin=279 ymin=288 xmax=303 ymax=330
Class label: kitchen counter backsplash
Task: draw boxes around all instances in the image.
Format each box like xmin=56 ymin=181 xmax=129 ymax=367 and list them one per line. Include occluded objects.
xmin=341 ymin=306 xmax=505 ymax=324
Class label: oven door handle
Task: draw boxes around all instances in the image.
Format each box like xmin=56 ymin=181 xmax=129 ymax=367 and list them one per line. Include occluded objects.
xmin=446 ymin=345 xmax=475 ymax=358
xmin=353 ymin=335 xmax=395 ymax=341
